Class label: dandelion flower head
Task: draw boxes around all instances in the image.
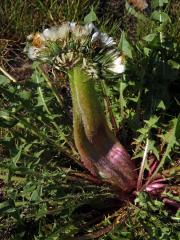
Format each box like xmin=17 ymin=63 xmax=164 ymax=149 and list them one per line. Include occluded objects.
xmin=25 ymin=22 xmax=125 ymax=78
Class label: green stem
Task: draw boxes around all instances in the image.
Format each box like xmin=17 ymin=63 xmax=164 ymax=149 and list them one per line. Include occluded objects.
xmin=69 ymin=66 xmax=105 ymax=139
xmin=68 ymin=66 xmax=137 ymax=192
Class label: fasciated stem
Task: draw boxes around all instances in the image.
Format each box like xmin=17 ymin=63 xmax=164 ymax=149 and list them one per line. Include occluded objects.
xmin=68 ymin=66 xmax=137 ymax=192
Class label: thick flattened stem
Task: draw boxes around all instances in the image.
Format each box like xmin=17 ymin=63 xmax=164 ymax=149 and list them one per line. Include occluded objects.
xmin=68 ymin=66 xmax=137 ymax=192
xmin=68 ymin=68 xmax=98 ymax=176
xmin=71 ymin=66 xmax=105 ymax=141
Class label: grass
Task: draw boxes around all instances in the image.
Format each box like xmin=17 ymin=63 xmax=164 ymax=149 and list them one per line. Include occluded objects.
xmin=0 ymin=0 xmax=179 ymax=239
xmin=0 ymin=0 xmax=98 ymax=39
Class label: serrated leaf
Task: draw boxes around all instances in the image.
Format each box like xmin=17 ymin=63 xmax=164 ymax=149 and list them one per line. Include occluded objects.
xmin=144 ymin=116 xmax=159 ymax=128
xmin=19 ymin=90 xmax=31 ymax=100
xmin=137 ymin=127 xmax=149 ymax=135
xmin=31 ymin=71 xmax=44 ymax=84
xmin=149 ymin=117 xmax=179 ymax=182
xmin=148 ymin=140 xmax=159 ymax=160
xmin=162 ymin=118 xmax=179 ymax=146
xmin=32 ymin=61 xmax=41 ymax=69
xmin=36 ymin=92 xmax=46 ymax=106
xmin=132 ymin=151 xmax=144 ymax=159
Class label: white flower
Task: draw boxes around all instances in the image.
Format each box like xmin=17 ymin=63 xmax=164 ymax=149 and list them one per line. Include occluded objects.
xmin=69 ymin=22 xmax=76 ymax=29
xmin=70 ymin=22 xmax=95 ymax=39
xmin=25 ymin=33 xmax=46 ymax=60
xmin=100 ymin=33 xmax=116 ymax=47
xmin=27 ymin=46 xmax=48 ymax=61
xmin=27 ymin=33 xmax=35 ymax=41
xmin=91 ymin=32 xmax=116 ymax=47
xmin=43 ymin=23 xmax=70 ymax=41
xmin=84 ymin=23 xmax=95 ymax=34
xmin=57 ymin=23 xmax=70 ymax=39
xmin=26 ymin=22 xmax=126 ymax=75
xmin=91 ymin=31 xmax=99 ymax=42
xmin=71 ymin=25 xmax=88 ymax=38
xmin=107 ymin=56 xmax=125 ymax=74
xmin=27 ymin=46 xmax=40 ymax=60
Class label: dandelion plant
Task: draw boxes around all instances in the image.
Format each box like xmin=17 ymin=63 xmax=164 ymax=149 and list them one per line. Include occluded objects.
xmin=25 ymin=22 xmax=137 ymax=192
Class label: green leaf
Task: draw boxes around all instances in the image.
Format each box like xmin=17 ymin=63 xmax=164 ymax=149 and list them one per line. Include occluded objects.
xmin=168 ymin=60 xmax=180 ymax=70
xmin=23 ymin=183 xmax=37 ymax=195
xmin=118 ymin=31 xmax=132 ymax=58
xmin=0 ymin=110 xmax=17 ymax=127
xmin=137 ymin=127 xmax=149 ymax=135
xmin=157 ymin=100 xmax=166 ymax=110
xmin=148 ymin=140 xmax=159 ymax=160
xmin=31 ymin=71 xmax=44 ymax=84
xmin=175 ymin=115 xmax=180 ymax=141
xmin=36 ymin=91 xmax=46 ymax=107
xmin=162 ymin=118 xmax=179 ymax=146
xmin=144 ymin=116 xmax=159 ymax=128
xmin=149 ymin=117 xmax=179 ymax=182
xmin=0 ymin=110 xmax=11 ymax=121
xmin=132 ymin=151 xmax=144 ymax=159
xmin=0 ymin=75 xmax=10 ymax=85
xmin=12 ymin=145 xmax=23 ymax=165
xmin=0 ymin=201 xmax=11 ymax=210
xmin=36 ymin=203 xmax=47 ymax=220
xmin=84 ymin=7 xmax=98 ymax=24
xmin=30 ymin=186 xmax=42 ymax=202
xmin=125 ymin=1 xmax=148 ymax=21
xmin=19 ymin=90 xmax=31 ymax=100
xmin=143 ymin=33 xmax=157 ymax=42
xmin=151 ymin=0 xmax=168 ymax=9
xmin=151 ymin=11 xmax=171 ymax=23
xmin=143 ymin=47 xmax=151 ymax=56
